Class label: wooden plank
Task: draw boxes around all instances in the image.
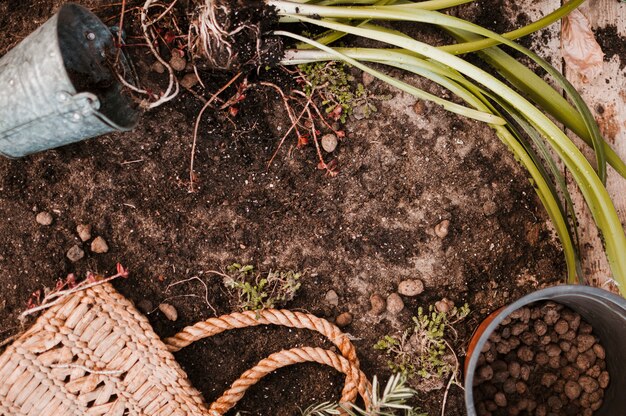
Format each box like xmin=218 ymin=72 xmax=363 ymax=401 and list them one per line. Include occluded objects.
xmin=505 ymin=0 xmax=625 ymax=291
xmin=562 ymin=0 xmax=626 ymax=292
xmin=579 ymin=0 xmax=626 ymax=33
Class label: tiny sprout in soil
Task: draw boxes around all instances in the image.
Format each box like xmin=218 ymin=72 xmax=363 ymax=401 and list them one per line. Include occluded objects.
xmin=222 ymin=263 xmax=302 ymax=312
xmin=375 ymin=303 xmax=470 ymax=392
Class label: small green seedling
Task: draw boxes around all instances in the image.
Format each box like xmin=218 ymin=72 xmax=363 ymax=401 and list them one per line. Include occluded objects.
xmin=299 ymin=61 xmax=384 ymax=123
xmin=223 ymin=263 xmax=302 ymax=312
xmin=374 ymin=303 xmax=469 ymax=391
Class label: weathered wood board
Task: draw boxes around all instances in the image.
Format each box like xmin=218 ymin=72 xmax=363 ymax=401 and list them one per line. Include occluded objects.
xmin=510 ymin=0 xmax=625 ymax=292
xmin=565 ymin=0 xmax=626 ymax=292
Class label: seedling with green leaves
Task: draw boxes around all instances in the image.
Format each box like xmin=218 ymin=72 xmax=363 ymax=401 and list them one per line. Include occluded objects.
xmin=298 ymin=61 xmax=385 ymax=122
xmin=222 ymin=263 xmax=302 ymax=312
xmin=374 ymin=303 xmax=469 ymax=391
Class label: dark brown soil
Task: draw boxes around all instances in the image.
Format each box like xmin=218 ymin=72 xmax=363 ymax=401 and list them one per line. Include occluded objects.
xmin=0 ymin=1 xmax=574 ymax=415
xmin=595 ymin=25 xmax=626 ymax=70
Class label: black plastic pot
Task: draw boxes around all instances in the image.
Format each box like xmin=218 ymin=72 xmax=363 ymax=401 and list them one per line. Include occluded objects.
xmin=464 ymin=285 xmax=626 ymax=416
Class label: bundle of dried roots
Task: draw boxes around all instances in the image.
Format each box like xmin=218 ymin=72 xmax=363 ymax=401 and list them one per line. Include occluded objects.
xmin=189 ymin=0 xmax=283 ymax=71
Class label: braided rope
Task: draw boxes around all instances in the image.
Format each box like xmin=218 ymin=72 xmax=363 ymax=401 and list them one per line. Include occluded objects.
xmin=209 ymin=347 xmax=371 ymax=416
xmin=164 ymin=309 xmax=372 ymax=415
xmin=164 ymin=309 xmax=359 ymax=364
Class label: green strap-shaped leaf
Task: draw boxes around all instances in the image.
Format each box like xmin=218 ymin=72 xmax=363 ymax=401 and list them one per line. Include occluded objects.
xmin=276 ymin=16 xmax=626 ymax=293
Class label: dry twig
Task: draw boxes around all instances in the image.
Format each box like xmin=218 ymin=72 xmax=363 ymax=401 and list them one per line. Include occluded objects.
xmin=166 ymin=276 xmax=217 ymax=315
xmin=19 ymin=264 xmax=129 ymax=321
xmin=189 ymin=71 xmax=242 ymax=192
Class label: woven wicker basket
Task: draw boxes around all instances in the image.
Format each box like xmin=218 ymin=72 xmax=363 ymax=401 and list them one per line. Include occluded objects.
xmin=0 ymin=283 xmax=369 ymax=415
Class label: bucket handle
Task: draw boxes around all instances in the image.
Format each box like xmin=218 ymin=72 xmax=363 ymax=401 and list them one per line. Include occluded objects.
xmin=0 ymin=91 xmax=101 ymax=142
xmin=163 ymin=309 xmax=372 ymax=415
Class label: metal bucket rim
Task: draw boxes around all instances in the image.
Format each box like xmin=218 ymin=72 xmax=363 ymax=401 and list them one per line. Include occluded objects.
xmin=464 ymin=284 xmax=626 ymax=415
xmin=56 ymin=2 xmax=137 ymax=130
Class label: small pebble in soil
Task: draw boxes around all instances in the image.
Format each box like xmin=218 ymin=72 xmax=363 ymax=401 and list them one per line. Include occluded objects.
xmin=169 ymin=54 xmax=187 ymax=72
xmin=91 ymin=236 xmax=109 ymax=254
xmin=434 ymin=219 xmax=450 ymax=238
xmin=151 ymin=62 xmax=165 ymax=74
xmin=325 ymin=290 xmax=339 ymax=306
xmin=413 ymin=101 xmax=425 ymax=115
xmin=335 ymin=312 xmax=353 ymax=328
xmin=36 ymin=211 xmax=53 ymax=226
xmin=386 ymin=293 xmax=404 ymax=314
xmin=362 ymin=72 xmax=375 ymax=86
xmin=321 ymin=134 xmax=338 ymax=153
xmin=369 ymin=294 xmax=386 ymax=315
xmin=473 ymin=301 xmax=609 ymax=416
xmin=482 ymin=200 xmax=498 ymax=216
xmin=76 ymin=224 xmax=92 ymax=242
xmin=159 ymin=303 xmax=178 ymax=321
xmin=66 ymin=245 xmax=84 ymax=262
xmin=180 ymin=73 xmax=198 ymax=89
xmin=397 ymin=279 xmax=424 ymax=297
xmin=435 ymin=298 xmax=454 ymax=314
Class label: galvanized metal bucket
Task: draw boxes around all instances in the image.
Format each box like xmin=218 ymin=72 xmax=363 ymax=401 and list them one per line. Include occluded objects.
xmin=0 ymin=3 xmax=138 ymax=158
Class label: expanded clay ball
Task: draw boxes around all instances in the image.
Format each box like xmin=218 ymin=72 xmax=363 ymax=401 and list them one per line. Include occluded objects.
xmin=473 ymin=301 xmax=610 ymax=416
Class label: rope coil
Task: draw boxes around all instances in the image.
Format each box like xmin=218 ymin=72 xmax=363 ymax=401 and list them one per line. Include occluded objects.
xmin=165 ymin=309 xmax=372 ymax=414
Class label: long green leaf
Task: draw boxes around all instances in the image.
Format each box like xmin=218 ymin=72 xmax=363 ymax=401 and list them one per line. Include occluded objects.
xmin=283 ymin=45 xmax=582 ymax=282
xmin=276 ymin=16 xmax=626 ymax=293
xmin=501 ymin=105 xmax=584 ymax=281
xmin=313 ymin=0 xmax=474 ymax=9
xmin=437 ymin=0 xmax=585 ymax=54
xmin=444 ymin=28 xmax=626 ymax=179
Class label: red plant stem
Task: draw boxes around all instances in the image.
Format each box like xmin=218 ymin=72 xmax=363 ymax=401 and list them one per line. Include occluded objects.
xmin=115 ymin=0 xmax=127 ymax=62
xmin=189 ymin=72 xmax=243 ymax=192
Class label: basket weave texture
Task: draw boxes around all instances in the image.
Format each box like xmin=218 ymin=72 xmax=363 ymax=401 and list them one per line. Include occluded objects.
xmin=0 ymin=283 xmax=208 ymax=416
